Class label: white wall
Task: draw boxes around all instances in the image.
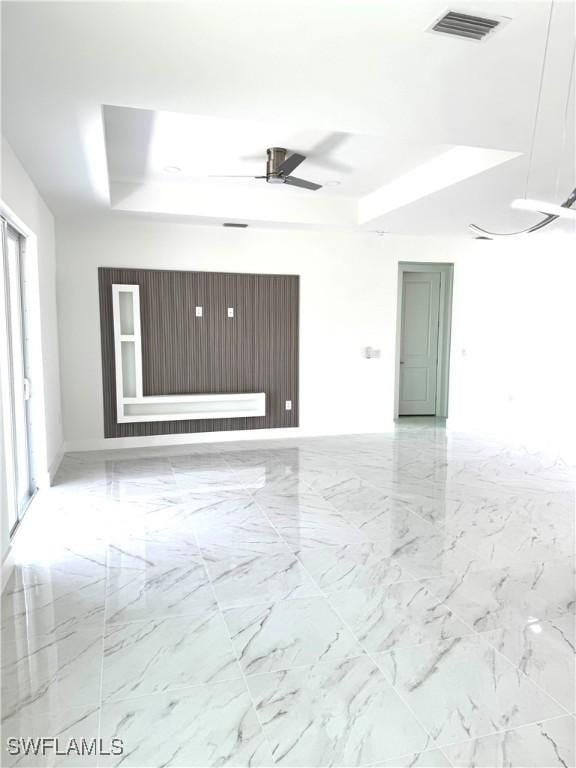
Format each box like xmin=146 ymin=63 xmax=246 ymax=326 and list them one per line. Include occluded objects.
xmin=448 ymin=235 xmax=576 ymax=460
xmin=58 ymin=218 xmax=398 ymax=448
xmin=57 ymin=215 xmax=576 ymax=460
xmin=1 ymin=137 xmax=63 ymax=570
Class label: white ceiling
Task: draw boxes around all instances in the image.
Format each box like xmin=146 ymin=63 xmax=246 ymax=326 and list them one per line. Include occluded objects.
xmin=104 ymin=106 xmax=447 ymax=196
xmin=2 ymin=0 xmax=575 ymax=235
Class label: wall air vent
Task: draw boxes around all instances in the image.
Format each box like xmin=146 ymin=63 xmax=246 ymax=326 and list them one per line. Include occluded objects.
xmin=223 ymin=222 xmax=248 ymax=228
xmin=430 ymin=10 xmax=502 ymax=41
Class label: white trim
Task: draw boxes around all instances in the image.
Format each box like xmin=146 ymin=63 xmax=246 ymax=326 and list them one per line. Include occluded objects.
xmin=46 ymin=444 xmax=64 ymax=486
xmin=121 ymin=392 xmax=266 ymax=422
xmin=0 ymin=199 xmax=50 ymax=509
xmin=0 ymin=219 xmax=19 ymax=534
xmin=112 ymin=283 xmax=143 ymax=412
xmin=394 ymin=262 xmax=454 ymax=419
xmin=111 ymin=283 xmax=266 ymax=423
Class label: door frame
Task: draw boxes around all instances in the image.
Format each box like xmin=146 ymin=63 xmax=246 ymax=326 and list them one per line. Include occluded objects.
xmin=394 ymin=262 xmax=454 ymax=420
xmin=0 ymin=203 xmax=41 ymax=540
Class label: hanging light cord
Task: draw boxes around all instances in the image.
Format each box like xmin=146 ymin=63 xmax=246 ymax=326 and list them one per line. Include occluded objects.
xmin=524 ymin=0 xmax=555 ymax=200
xmin=468 ymin=1 xmax=576 ymax=238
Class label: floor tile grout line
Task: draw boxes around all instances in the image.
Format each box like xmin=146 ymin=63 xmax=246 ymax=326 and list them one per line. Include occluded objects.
xmin=7 ymin=438 xmax=575 ymax=767
xmin=196 ymin=523 xmax=280 ymax=767
xmin=470 ymin=625 xmax=574 ymax=718
xmin=97 ymin=525 xmax=114 ymax=768
xmin=248 ymin=489 xmax=444 ymax=763
xmin=195 ymin=450 xmax=570 ymax=720
xmin=250 ymin=451 xmax=575 ymax=760
xmin=257 ymin=455 xmax=517 ymax=581
xmin=392 ymin=566 xmax=576 ymax=720
xmin=90 ymin=674 xmax=248 ymax=709
xmin=430 ymin=711 xmax=576 ymax=753
xmin=359 ymin=746 xmax=454 ymax=768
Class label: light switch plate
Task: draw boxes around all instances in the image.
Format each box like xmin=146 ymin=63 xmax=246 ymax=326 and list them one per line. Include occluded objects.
xmin=227 ymin=307 xmax=234 ymax=318
xmin=285 ymin=400 xmax=292 ymax=411
xmin=195 ymin=306 xmax=203 ymax=317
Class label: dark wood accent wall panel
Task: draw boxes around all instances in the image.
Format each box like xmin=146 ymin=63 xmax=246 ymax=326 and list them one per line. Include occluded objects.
xmin=98 ymin=267 xmax=299 ymax=438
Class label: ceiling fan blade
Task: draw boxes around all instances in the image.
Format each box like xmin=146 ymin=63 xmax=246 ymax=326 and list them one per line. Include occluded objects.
xmin=276 ymin=153 xmax=306 ymax=176
xmin=284 ymin=176 xmax=322 ymax=191
xmin=208 ymin=175 xmax=264 ymax=178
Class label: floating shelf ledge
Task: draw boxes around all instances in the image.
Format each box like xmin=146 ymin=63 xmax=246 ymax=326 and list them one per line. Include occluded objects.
xmin=121 ymin=393 xmax=266 ymax=423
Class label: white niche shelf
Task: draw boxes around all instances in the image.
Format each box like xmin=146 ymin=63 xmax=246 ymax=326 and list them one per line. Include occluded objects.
xmin=112 ymin=284 xmax=265 ymax=424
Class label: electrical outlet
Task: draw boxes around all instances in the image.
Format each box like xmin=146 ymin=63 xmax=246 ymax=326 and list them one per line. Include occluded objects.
xmin=285 ymin=400 xmax=292 ymax=411
xmin=227 ymin=307 xmax=234 ymax=318
xmin=195 ymin=306 xmax=203 ymax=317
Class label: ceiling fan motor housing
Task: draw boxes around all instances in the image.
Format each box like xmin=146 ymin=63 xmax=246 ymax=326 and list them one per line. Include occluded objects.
xmin=266 ymin=147 xmax=288 ymax=183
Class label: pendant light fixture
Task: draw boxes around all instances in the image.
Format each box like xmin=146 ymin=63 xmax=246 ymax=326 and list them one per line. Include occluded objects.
xmin=469 ymin=3 xmax=575 ymax=238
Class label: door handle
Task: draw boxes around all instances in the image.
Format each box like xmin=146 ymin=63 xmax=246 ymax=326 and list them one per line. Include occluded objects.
xmin=23 ymin=378 xmax=31 ymax=401
xmin=400 ymin=361 xmax=405 ymax=365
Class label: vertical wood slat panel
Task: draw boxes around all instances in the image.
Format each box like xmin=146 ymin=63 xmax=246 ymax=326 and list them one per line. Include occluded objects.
xmin=98 ymin=267 xmax=298 ymax=438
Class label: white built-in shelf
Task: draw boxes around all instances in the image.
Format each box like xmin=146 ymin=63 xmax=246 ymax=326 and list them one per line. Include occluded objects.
xmin=121 ymin=393 xmax=266 ymax=422
xmin=112 ymin=284 xmax=266 ymax=424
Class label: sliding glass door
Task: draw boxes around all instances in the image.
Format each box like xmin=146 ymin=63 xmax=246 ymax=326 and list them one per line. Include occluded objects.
xmin=1 ymin=219 xmax=34 ymax=533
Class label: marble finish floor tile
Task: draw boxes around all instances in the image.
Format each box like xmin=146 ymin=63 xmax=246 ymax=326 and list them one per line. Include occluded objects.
xmin=251 ymin=472 xmax=313 ymax=499
xmin=1 ymin=627 xmax=103 ymax=722
xmin=424 ymin=558 xmax=576 ymax=632
xmin=225 ymin=457 xmax=295 ymax=488
xmin=437 ymin=490 xmax=576 ymax=566
xmin=375 ymin=748 xmax=452 ymax=767
xmin=385 ymin=528 xmax=484 ymax=580
xmin=105 ymin=559 xmax=215 ymax=623
xmin=174 ymin=469 xmax=249 ymax=492
xmin=296 ymin=542 xmax=415 ymax=592
xmin=1 ymin=704 xmax=100 ymax=767
xmin=109 ymin=457 xmax=175 ymax=483
xmin=176 ymin=492 xmax=261 ymax=524
xmin=223 ymin=596 xmax=364 ymax=675
xmin=441 ymin=716 xmax=576 ymax=767
xmin=1 ymin=570 xmax=106 ymax=637
xmin=254 ymin=490 xmax=343 ymax=520
xmin=5 ymin=428 xmax=576 ymax=766
xmin=480 ymin=613 xmax=575 ymax=712
xmin=106 ymin=529 xmax=201 ymax=568
xmin=191 ymin=497 xmax=285 ymax=556
xmin=375 ymin=635 xmax=566 ymax=747
xmin=99 ymin=680 xmax=274 ymax=767
xmin=247 ymin=656 xmax=431 ymax=766
xmin=328 ymin=582 xmax=473 ymax=653
xmin=91 ymin=474 xmax=180 ymax=502
xmin=139 ymin=491 xmax=252 ymax=530
xmin=319 ymin=478 xmax=409 ymax=519
xmin=206 ymin=551 xmax=321 ymax=609
xmin=102 ymin=609 xmax=242 ymax=701
xmin=267 ymin=511 xmax=368 ymax=550
xmin=337 ymin=504 xmax=491 ymax=577
xmin=9 ymin=541 xmax=109 ymax=580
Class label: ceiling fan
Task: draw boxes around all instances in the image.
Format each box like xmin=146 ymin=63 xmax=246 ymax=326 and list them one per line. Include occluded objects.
xmin=210 ymin=147 xmax=322 ymax=191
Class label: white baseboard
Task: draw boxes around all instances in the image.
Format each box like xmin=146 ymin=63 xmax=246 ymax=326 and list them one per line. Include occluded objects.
xmin=35 ymin=444 xmax=65 ymax=488
xmin=47 ymin=445 xmax=65 ymax=485
xmin=64 ymin=423 xmax=395 ymax=453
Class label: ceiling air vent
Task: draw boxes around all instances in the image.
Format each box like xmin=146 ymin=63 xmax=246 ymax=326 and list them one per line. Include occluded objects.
xmin=223 ymin=222 xmax=248 ymax=228
xmin=431 ymin=10 xmax=501 ymax=41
